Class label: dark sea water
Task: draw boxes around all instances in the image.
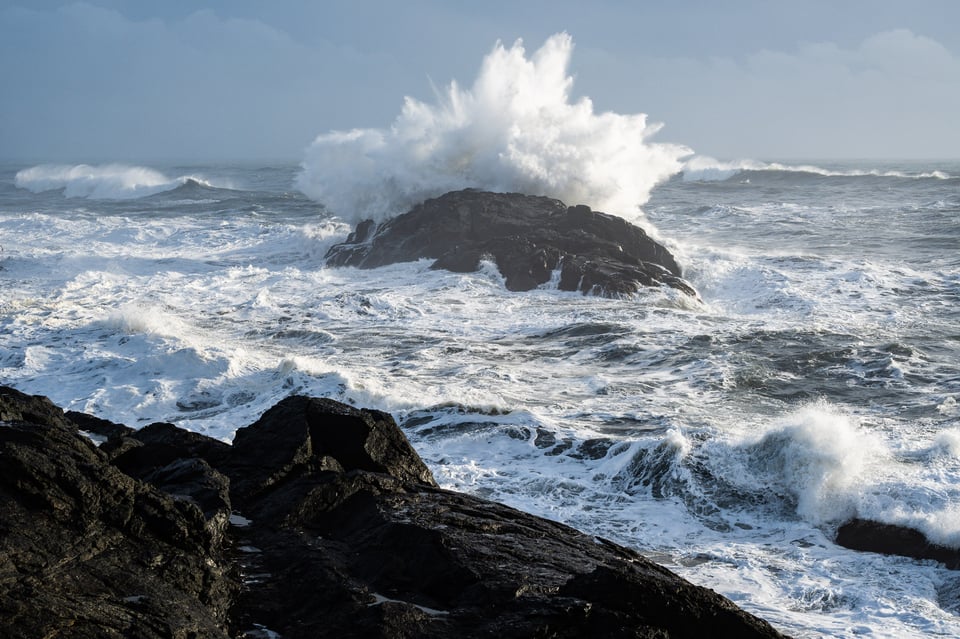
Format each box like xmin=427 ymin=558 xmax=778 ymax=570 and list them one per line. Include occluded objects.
xmin=1 ymin=158 xmax=959 ymax=637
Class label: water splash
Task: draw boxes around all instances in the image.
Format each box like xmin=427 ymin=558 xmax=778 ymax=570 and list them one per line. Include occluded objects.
xmin=297 ymin=33 xmax=691 ymax=226
xmin=682 ymin=155 xmax=953 ymax=181
xmin=14 ymin=164 xmax=217 ymax=199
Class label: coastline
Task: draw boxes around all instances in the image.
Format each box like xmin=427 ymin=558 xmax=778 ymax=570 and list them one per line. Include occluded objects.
xmin=1 ymin=385 xmax=789 ymax=638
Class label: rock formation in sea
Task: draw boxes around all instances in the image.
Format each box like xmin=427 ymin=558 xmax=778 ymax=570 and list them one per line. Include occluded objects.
xmin=1 ymin=385 xmax=785 ymax=638
xmin=835 ymin=518 xmax=960 ymax=569
xmin=324 ymin=189 xmax=697 ymax=298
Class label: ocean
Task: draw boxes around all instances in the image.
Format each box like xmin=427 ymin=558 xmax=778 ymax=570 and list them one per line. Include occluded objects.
xmin=2 ymin=34 xmax=960 ymax=639
xmin=2 ymin=157 xmax=958 ymax=638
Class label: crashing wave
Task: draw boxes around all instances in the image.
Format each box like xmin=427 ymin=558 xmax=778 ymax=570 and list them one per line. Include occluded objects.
xmin=682 ymin=155 xmax=952 ymax=182
xmin=297 ymin=33 xmax=691 ymax=227
xmin=14 ymin=164 xmax=217 ymax=199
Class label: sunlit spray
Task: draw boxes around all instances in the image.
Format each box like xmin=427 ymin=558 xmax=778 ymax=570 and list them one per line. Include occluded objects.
xmin=296 ymin=33 xmax=691 ymax=228
xmin=14 ymin=164 xmax=216 ymax=199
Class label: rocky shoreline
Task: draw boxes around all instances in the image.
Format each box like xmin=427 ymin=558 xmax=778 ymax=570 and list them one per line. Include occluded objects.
xmin=1 ymin=385 xmax=787 ymax=638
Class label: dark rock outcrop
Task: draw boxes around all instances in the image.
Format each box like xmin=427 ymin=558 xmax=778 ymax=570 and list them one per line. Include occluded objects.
xmin=325 ymin=189 xmax=697 ymax=297
xmin=223 ymin=397 xmax=783 ymax=638
xmin=836 ymin=518 xmax=960 ymax=569
xmin=224 ymin=396 xmax=436 ymax=512
xmin=0 ymin=387 xmax=233 ymax=639
xmin=0 ymin=386 xmax=786 ymax=638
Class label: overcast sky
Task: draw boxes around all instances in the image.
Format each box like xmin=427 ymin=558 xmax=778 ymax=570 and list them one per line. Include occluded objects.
xmin=2 ymin=0 xmax=958 ymax=162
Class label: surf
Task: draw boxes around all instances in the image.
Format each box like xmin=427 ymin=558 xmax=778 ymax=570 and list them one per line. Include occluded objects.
xmin=296 ymin=33 xmax=691 ymax=229
xmin=14 ymin=163 xmax=219 ymax=199
xmin=681 ymin=155 xmax=954 ymax=182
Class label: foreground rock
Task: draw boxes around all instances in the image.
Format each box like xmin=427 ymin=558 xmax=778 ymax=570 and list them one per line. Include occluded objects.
xmin=1 ymin=386 xmax=784 ymax=638
xmin=0 ymin=387 xmax=233 ymax=638
xmin=325 ymin=189 xmax=697 ymax=297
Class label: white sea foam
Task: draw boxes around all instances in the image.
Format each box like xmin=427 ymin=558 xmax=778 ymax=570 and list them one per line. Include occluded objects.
xmin=682 ymin=155 xmax=953 ymax=181
xmin=737 ymin=402 xmax=885 ymax=525
xmin=14 ymin=164 xmax=215 ymax=199
xmin=297 ymin=33 xmax=691 ymax=226
xmin=937 ymin=397 xmax=959 ymax=418
xmin=704 ymin=402 xmax=960 ymax=549
xmin=106 ymin=304 xmax=191 ymax=338
xmin=4 ymin=160 xmax=960 ymax=638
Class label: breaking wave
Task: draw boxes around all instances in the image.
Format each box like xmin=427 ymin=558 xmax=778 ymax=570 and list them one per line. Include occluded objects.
xmin=682 ymin=155 xmax=953 ymax=182
xmin=297 ymin=33 xmax=691 ymax=226
xmin=14 ymin=164 xmax=217 ymax=199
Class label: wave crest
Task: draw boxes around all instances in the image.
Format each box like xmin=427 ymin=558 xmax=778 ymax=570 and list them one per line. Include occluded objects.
xmin=14 ymin=164 xmax=215 ymax=199
xmin=297 ymin=33 xmax=691 ymax=226
xmin=682 ymin=155 xmax=953 ymax=182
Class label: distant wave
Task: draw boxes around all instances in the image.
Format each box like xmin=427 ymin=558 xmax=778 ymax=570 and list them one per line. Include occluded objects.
xmin=14 ymin=164 xmax=219 ymax=199
xmin=154 ymin=177 xmax=230 ymax=199
xmin=681 ymin=156 xmax=953 ymax=182
xmin=297 ymin=33 xmax=691 ymax=226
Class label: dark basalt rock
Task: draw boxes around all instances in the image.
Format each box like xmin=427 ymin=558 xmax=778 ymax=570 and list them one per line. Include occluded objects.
xmin=836 ymin=518 xmax=960 ymax=569
xmin=231 ymin=472 xmax=785 ymax=638
xmin=0 ymin=387 xmax=233 ymax=639
xmin=0 ymin=386 xmax=786 ymax=638
xmin=224 ymin=396 xmax=437 ymax=512
xmin=223 ymin=396 xmax=782 ymax=638
xmin=66 ymin=409 xmax=134 ymax=440
xmin=1 ymin=386 xmax=74 ymax=429
xmin=325 ymin=189 xmax=698 ymax=297
xmin=108 ymin=420 xmax=232 ymax=473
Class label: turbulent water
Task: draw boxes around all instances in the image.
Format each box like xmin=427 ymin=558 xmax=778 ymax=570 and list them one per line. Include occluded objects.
xmin=3 ymin=34 xmax=960 ymax=639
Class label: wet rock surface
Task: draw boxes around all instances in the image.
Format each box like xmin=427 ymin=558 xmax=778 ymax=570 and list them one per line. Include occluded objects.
xmin=0 ymin=387 xmax=233 ymax=639
xmin=1 ymin=385 xmax=785 ymax=638
xmin=325 ymin=189 xmax=697 ymax=297
xmin=836 ymin=518 xmax=960 ymax=569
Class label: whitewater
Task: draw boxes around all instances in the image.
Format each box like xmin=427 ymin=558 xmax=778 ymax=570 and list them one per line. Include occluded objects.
xmin=3 ymin=34 xmax=960 ymax=637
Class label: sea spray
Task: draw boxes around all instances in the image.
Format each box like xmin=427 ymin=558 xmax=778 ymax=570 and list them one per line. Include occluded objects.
xmin=681 ymin=155 xmax=954 ymax=182
xmin=738 ymin=402 xmax=884 ymax=525
xmin=14 ymin=164 xmax=216 ymax=199
xmin=296 ymin=33 xmax=691 ymax=227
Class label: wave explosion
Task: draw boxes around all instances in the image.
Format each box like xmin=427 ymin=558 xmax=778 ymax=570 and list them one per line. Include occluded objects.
xmin=297 ymin=33 xmax=691 ymax=227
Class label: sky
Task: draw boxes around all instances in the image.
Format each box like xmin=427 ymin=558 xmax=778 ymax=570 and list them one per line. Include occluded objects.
xmin=1 ymin=0 xmax=958 ymax=162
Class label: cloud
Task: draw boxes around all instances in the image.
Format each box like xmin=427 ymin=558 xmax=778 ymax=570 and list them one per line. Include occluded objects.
xmin=0 ymin=2 xmax=397 ymax=160
xmin=858 ymin=28 xmax=957 ymax=77
xmin=1 ymin=2 xmax=958 ymax=162
xmin=578 ymin=28 xmax=960 ymax=159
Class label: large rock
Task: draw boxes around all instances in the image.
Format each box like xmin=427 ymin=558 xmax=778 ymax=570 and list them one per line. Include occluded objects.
xmin=836 ymin=518 xmax=960 ymax=569
xmin=0 ymin=387 xmax=233 ymax=639
xmin=224 ymin=396 xmax=436 ymax=511
xmin=229 ymin=473 xmax=785 ymax=638
xmin=0 ymin=386 xmax=787 ymax=638
xmin=223 ymin=396 xmax=783 ymax=638
xmin=325 ymin=189 xmax=697 ymax=297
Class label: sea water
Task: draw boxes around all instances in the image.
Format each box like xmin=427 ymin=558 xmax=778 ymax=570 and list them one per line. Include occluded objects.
xmin=2 ymin=34 xmax=959 ymax=638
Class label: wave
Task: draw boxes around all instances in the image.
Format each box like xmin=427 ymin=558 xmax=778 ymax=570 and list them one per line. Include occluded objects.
xmin=297 ymin=33 xmax=691 ymax=227
xmin=681 ymin=155 xmax=953 ymax=182
xmin=14 ymin=164 xmax=220 ymax=199
xmin=734 ymin=403 xmax=883 ymax=526
xmin=708 ymin=401 xmax=960 ymax=548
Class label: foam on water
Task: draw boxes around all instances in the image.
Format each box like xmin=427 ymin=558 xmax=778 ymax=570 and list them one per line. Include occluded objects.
xmin=297 ymin=33 xmax=690 ymax=227
xmin=3 ymin=150 xmax=960 ymax=637
xmin=682 ymin=155 xmax=954 ymax=182
xmin=14 ymin=164 xmax=219 ymax=199
xmin=730 ymin=402 xmax=885 ymax=525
